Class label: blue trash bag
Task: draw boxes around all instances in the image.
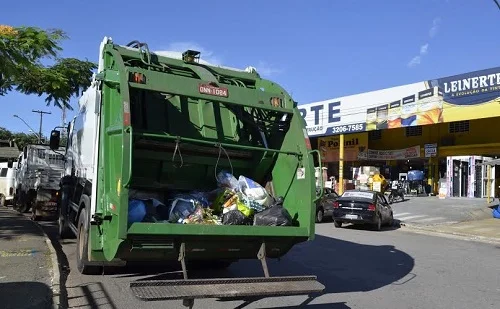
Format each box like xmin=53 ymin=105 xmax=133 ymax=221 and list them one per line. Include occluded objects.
xmin=128 ymin=198 xmax=168 ymax=225
xmin=128 ymin=199 xmax=147 ymax=224
xmin=493 ymin=206 xmax=500 ymax=219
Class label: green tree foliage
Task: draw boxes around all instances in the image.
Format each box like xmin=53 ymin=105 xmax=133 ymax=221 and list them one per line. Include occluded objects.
xmin=0 ymin=25 xmax=97 ymax=110
xmin=0 ymin=127 xmax=39 ymax=150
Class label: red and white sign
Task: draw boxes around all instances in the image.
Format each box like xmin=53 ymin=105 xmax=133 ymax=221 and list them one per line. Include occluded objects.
xmin=199 ymin=84 xmax=229 ymax=97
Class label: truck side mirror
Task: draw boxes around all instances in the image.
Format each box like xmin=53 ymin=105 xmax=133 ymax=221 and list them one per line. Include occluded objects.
xmin=49 ymin=130 xmax=61 ymax=150
xmin=7 ymin=158 xmax=13 ymax=168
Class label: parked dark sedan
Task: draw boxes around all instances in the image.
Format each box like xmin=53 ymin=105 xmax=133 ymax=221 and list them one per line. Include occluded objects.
xmin=332 ymin=190 xmax=393 ymax=231
xmin=315 ymin=187 xmax=340 ymax=223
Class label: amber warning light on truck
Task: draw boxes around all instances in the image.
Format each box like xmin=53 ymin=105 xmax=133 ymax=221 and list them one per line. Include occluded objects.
xmin=199 ymin=83 xmax=229 ymax=97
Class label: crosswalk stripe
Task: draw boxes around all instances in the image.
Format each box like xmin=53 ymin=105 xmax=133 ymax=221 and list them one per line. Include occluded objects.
xmin=393 ymin=212 xmax=412 ymax=218
xmin=412 ymin=217 xmax=446 ymax=223
xmin=397 ymin=215 xmax=427 ymax=221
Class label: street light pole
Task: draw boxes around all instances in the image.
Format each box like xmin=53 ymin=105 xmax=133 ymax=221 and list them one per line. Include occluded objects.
xmin=32 ymin=110 xmax=51 ymax=144
xmin=13 ymin=115 xmax=41 ymax=143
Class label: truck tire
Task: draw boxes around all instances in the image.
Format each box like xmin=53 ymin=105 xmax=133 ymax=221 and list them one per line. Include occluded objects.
xmin=58 ymin=186 xmax=74 ymax=239
xmin=76 ymin=210 xmax=102 ymax=275
xmin=0 ymin=195 xmax=5 ymax=207
xmin=58 ymin=206 xmax=73 ymax=239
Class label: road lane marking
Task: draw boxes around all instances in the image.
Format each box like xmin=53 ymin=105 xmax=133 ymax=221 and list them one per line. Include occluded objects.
xmin=393 ymin=212 xmax=412 ymax=218
xmin=412 ymin=217 xmax=447 ymax=223
xmin=397 ymin=215 xmax=428 ymax=221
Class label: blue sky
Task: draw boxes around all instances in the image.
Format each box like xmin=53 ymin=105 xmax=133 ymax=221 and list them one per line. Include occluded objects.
xmin=1 ymin=0 xmax=499 ymax=136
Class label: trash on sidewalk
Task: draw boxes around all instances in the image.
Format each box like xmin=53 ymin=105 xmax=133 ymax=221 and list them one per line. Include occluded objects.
xmin=492 ymin=205 xmax=500 ymax=219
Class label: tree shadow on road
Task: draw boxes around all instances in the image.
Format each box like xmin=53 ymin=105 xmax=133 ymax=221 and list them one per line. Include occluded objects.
xmin=65 ymin=282 xmax=118 ymax=309
xmin=340 ymin=219 xmax=403 ymax=232
xmin=0 ymin=281 xmax=53 ymax=309
xmin=122 ymin=233 xmax=415 ymax=308
xmin=0 ymin=208 xmax=46 ymax=241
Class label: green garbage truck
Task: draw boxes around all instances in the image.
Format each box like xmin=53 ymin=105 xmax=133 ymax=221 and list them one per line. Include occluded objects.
xmin=50 ymin=37 xmax=324 ymax=307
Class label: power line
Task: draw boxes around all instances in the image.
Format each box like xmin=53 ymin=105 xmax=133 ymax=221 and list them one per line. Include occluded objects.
xmin=494 ymin=0 xmax=500 ymax=10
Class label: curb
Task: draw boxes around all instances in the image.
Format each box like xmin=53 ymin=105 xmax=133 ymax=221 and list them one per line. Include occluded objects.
xmin=401 ymin=223 xmax=500 ymax=245
xmin=32 ymin=221 xmax=61 ymax=309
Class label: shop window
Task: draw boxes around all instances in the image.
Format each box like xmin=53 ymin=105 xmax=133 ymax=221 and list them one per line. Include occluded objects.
xmin=449 ymin=120 xmax=469 ymax=133
xmin=405 ymin=126 xmax=422 ymax=137
xmin=368 ymin=130 xmax=382 ymax=140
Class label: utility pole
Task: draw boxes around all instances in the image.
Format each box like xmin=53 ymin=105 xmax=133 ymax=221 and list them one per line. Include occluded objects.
xmin=32 ymin=110 xmax=52 ymax=144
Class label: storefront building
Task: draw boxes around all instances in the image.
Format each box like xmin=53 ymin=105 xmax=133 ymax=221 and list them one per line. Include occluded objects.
xmin=300 ymin=66 xmax=500 ymax=197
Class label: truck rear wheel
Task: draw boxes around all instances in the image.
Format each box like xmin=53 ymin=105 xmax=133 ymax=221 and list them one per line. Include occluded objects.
xmin=76 ymin=210 xmax=102 ymax=275
xmin=58 ymin=186 xmax=74 ymax=239
xmin=58 ymin=207 xmax=73 ymax=239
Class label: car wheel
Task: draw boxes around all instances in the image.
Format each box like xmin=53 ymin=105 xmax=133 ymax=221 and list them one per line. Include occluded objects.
xmin=389 ymin=212 xmax=394 ymax=226
xmin=333 ymin=220 xmax=342 ymax=228
xmin=373 ymin=213 xmax=382 ymax=231
xmin=316 ymin=208 xmax=324 ymax=223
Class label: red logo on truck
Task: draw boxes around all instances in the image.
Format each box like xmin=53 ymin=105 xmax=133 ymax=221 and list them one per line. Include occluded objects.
xmin=199 ymin=84 xmax=229 ymax=97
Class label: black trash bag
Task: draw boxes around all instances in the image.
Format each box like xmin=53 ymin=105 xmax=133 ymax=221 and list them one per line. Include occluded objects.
xmin=142 ymin=199 xmax=169 ymax=222
xmin=222 ymin=209 xmax=249 ymax=225
xmin=253 ymin=197 xmax=292 ymax=226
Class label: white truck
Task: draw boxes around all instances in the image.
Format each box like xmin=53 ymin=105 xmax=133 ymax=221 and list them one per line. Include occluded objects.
xmin=0 ymin=161 xmax=17 ymax=207
xmin=14 ymin=144 xmax=66 ymax=220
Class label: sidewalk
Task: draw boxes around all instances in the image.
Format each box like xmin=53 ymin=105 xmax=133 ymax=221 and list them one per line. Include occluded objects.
xmin=390 ymin=196 xmax=498 ymax=226
xmin=0 ymin=206 xmax=55 ymax=309
xmin=404 ymin=217 xmax=500 ymax=244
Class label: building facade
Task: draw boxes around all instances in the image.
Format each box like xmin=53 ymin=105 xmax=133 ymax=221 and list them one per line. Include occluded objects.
xmin=300 ymin=66 xmax=500 ymax=197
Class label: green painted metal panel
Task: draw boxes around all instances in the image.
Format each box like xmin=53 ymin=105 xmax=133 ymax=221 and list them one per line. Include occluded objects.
xmin=89 ymin=41 xmax=316 ymax=263
xmin=127 ymin=223 xmax=309 ymax=237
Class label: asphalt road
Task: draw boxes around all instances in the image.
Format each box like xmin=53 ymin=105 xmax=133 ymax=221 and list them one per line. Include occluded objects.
xmin=38 ymin=220 xmax=500 ymax=309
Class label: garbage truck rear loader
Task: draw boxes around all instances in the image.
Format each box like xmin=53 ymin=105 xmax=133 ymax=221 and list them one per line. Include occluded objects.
xmin=51 ymin=37 xmax=324 ymax=307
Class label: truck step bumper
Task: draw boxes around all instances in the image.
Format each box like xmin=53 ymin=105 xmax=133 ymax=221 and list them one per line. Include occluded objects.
xmin=130 ymin=276 xmax=325 ymax=301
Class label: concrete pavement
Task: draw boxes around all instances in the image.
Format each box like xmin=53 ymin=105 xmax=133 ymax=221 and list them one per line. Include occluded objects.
xmin=389 ymin=196 xmax=497 ymax=226
xmin=403 ymin=217 xmax=500 ymax=244
xmin=0 ymin=207 xmax=55 ymax=309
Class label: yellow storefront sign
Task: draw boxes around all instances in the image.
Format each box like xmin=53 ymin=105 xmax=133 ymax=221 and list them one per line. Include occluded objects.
xmin=318 ymin=132 xmax=368 ymax=162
